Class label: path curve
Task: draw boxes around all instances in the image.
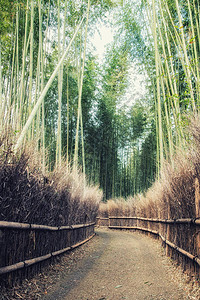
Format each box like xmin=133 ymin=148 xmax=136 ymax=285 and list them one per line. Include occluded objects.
xmin=43 ymin=228 xmax=190 ymax=300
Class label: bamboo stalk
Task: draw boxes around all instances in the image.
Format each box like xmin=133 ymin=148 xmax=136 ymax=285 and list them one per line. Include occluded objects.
xmin=0 ymin=37 xmax=2 ymax=131
xmin=43 ymin=0 xmax=51 ymax=69
xmin=14 ymin=14 xmax=86 ymax=153
xmin=19 ymin=0 xmax=29 ymax=129
xmin=15 ymin=4 xmax=20 ymax=132
xmin=157 ymin=4 xmax=183 ymax=149
xmin=27 ymin=0 xmax=34 ymax=139
xmin=56 ymin=0 xmax=62 ymax=167
xmin=57 ymin=0 xmax=68 ymax=167
xmin=8 ymin=52 xmax=16 ymax=129
xmin=66 ymin=68 xmax=69 ymax=165
xmin=175 ymin=0 xmax=196 ymax=110
xmin=74 ymin=0 xmax=90 ymax=170
xmin=152 ymin=0 xmax=164 ymax=172
xmin=80 ymin=107 xmax=86 ymax=176
xmin=145 ymin=0 xmax=164 ymax=175
xmin=188 ymin=0 xmax=200 ymax=106
xmin=38 ymin=0 xmax=46 ymax=173
xmin=163 ymin=0 xmax=196 ymax=111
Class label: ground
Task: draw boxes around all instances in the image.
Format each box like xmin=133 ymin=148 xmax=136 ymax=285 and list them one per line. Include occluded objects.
xmin=1 ymin=228 xmax=200 ymax=300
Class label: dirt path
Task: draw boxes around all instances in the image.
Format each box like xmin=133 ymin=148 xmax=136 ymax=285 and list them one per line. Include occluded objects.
xmin=42 ymin=228 xmax=192 ymax=300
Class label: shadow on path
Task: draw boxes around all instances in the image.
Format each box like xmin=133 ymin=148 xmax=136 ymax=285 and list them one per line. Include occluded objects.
xmin=42 ymin=230 xmax=110 ymax=300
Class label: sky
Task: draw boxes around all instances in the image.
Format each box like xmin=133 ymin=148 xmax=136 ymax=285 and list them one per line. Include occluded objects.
xmin=90 ymin=19 xmax=148 ymax=109
xmin=90 ymin=21 xmax=114 ymax=62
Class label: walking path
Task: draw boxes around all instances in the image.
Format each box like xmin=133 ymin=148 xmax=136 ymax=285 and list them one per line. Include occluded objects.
xmin=43 ymin=228 xmax=191 ymax=300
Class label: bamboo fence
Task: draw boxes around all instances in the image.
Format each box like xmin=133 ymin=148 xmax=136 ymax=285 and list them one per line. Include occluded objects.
xmin=96 ymin=189 xmax=200 ymax=278
xmin=96 ymin=215 xmax=200 ymax=277
xmin=96 ymin=217 xmax=109 ymax=227
xmin=0 ymin=221 xmax=95 ymax=287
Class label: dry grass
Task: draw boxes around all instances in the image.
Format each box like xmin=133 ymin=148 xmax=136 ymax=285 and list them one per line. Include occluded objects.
xmin=98 ymin=197 xmax=136 ymax=218
xmin=98 ymin=202 xmax=109 ymax=218
xmin=0 ymin=133 xmax=102 ymax=226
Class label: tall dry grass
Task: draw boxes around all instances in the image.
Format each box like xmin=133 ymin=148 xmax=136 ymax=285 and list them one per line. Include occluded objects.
xmin=0 ymin=133 xmax=102 ymax=226
xmin=98 ymin=197 xmax=136 ymax=218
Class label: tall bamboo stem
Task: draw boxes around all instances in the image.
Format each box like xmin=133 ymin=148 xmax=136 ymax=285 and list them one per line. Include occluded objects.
xmin=74 ymin=0 xmax=90 ymax=171
xmin=152 ymin=0 xmax=164 ymax=173
xmin=14 ymin=14 xmax=86 ymax=153
xmin=0 ymin=38 xmax=2 ymax=131
xmin=27 ymin=0 xmax=34 ymax=139
xmin=56 ymin=0 xmax=62 ymax=167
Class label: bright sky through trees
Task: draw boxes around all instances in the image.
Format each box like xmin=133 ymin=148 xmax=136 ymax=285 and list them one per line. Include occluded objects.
xmin=90 ymin=21 xmax=114 ymax=61
xmin=120 ymin=63 xmax=148 ymax=109
xmin=91 ymin=18 xmax=148 ymax=108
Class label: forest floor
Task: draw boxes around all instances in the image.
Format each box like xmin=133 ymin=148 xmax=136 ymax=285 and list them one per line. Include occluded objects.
xmin=1 ymin=228 xmax=200 ymax=300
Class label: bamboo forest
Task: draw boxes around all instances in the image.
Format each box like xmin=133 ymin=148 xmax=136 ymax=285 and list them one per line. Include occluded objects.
xmin=2 ymin=0 xmax=200 ymax=297
xmin=0 ymin=0 xmax=200 ymax=205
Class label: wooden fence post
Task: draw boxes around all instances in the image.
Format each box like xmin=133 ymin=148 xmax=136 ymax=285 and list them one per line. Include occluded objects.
xmin=166 ymin=201 xmax=171 ymax=257
xmin=158 ymin=209 xmax=162 ymax=242
xmin=195 ymin=178 xmax=200 ymax=257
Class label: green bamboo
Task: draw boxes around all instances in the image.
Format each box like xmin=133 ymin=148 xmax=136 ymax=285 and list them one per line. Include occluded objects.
xmin=38 ymin=0 xmax=45 ymax=172
xmin=74 ymin=0 xmax=90 ymax=170
xmin=174 ymin=0 xmax=195 ymax=111
xmin=43 ymin=0 xmax=51 ymax=72
xmin=56 ymin=0 xmax=68 ymax=167
xmin=160 ymin=65 xmax=173 ymax=162
xmin=31 ymin=42 xmax=41 ymax=140
xmin=163 ymin=0 xmax=196 ymax=111
xmin=0 ymin=37 xmax=2 ymax=131
xmin=28 ymin=0 xmax=34 ymax=139
xmin=7 ymin=28 xmax=16 ymax=126
xmin=187 ymin=0 xmax=200 ymax=106
xmin=154 ymin=10 xmax=174 ymax=160
xmin=158 ymin=1 xmax=183 ymax=146
xmin=66 ymin=68 xmax=69 ymax=165
xmin=15 ymin=4 xmax=20 ymax=132
xmin=14 ymin=14 xmax=86 ymax=153
xmin=56 ymin=0 xmax=62 ymax=167
xmin=80 ymin=107 xmax=86 ymax=176
xmin=19 ymin=0 xmax=29 ymax=126
xmin=152 ymin=0 xmax=164 ymax=173
xmin=193 ymin=0 xmax=200 ymax=53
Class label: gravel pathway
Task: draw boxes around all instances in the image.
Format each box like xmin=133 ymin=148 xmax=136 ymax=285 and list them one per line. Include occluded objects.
xmin=43 ymin=228 xmax=192 ymax=300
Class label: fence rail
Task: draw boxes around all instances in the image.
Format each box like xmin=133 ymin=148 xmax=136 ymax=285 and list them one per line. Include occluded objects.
xmin=0 ymin=221 xmax=95 ymax=286
xmin=107 ymin=216 xmax=200 ymax=225
xmin=0 ymin=221 xmax=95 ymax=230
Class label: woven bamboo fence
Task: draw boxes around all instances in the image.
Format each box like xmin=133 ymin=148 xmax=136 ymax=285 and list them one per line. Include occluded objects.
xmin=96 ymin=217 xmax=109 ymax=227
xmin=96 ymin=189 xmax=200 ymax=278
xmin=0 ymin=221 xmax=95 ymax=287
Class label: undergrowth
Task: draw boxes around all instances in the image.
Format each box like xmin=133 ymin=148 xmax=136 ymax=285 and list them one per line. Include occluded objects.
xmin=0 ymin=134 xmax=102 ymax=226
